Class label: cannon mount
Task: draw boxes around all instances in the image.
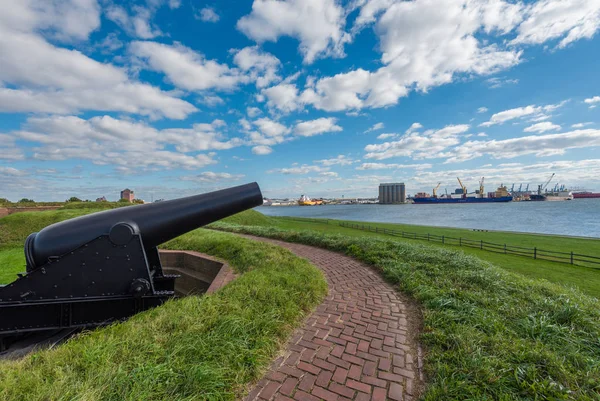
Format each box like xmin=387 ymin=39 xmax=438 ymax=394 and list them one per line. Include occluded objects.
xmin=0 ymin=182 xmax=263 ymax=353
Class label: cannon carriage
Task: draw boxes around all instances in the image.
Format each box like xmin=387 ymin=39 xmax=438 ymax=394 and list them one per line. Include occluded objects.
xmin=0 ymin=182 xmax=263 ymax=352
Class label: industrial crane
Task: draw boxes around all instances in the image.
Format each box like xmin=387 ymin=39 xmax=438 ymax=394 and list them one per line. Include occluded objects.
xmin=456 ymin=177 xmax=467 ymax=196
xmin=538 ymin=173 xmax=555 ymax=195
xmin=479 ymin=177 xmax=485 ymax=198
xmin=432 ymin=182 xmax=441 ymax=198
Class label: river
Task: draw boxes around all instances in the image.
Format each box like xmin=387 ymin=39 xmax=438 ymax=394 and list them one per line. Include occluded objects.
xmin=258 ymin=199 xmax=600 ymax=238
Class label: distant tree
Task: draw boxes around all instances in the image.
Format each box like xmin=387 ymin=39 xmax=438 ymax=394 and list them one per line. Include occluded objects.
xmin=17 ymin=198 xmax=34 ymax=203
xmin=0 ymin=198 xmax=9 ymax=204
xmin=132 ymin=199 xmax=144 ymax=204
xmin=118 ymin=198 xmax=130 ymax=203
xmin=66 ymin=197 xmax=82 ymax=202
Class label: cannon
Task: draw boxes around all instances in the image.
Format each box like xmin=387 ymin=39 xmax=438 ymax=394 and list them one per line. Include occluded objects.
xmin=0 ymin=182 xmax=263 ymax=352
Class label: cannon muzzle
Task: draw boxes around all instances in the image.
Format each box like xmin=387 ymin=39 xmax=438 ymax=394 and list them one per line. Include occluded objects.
xmin=26 ymin=182 xmax=262 ymax=270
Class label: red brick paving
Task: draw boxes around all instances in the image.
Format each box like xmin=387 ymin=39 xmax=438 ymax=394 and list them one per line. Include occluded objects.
xmin=242 ymin=236 xmax=423 ymax=401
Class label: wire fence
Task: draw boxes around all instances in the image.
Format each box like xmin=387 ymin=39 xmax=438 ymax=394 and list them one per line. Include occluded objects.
xmin=276 ymin=216 xmax=600 ymax=269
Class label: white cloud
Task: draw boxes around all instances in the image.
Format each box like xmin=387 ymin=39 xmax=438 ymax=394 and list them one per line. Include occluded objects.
xmin=254 ymin=117 xmax=291 ymax=137
xmin=294 ymin=117 xmax=342 ymax=137
xmin=365 ymin=124 xmax=470 ymax=160
xmin=180 ymin=171 xmax=244 ymax=183
xmin=232 ymin=46 xmax=281 ymax=88
xmin=106 ymin=4 xmax=162 ymax=39
xmin=446 ymin=129 xmax=600 ymax=163
xmin=356 ymin=163 xmax=432 ymax=170
xmin=523 ymin=121 xmax=561 ymax=133
xmin=130 ymin=41 xmax=244 ymax=91
xmin=319 ymin=171 xmax=339 ymax=177
xmin=268 ymin=164 xmax=328 ymax=174
xmin=486 ymin=77 xmax=519 ymax=89
xmin=261 ymin=83 xmax=303 ymax=112
xmin=197 ymin=7 xmax=220 ymax=23
xmin=237 ymin=0 xmax=350 ymax=64
xmin=9 ymin=115 xmax=244 ymax=170
xmin=405 ymin=122 xmax=423 ymax=134
xmin=572 ymin=122 xmax=593 ymax=128
xmin=513 ymin=0 xmax=600 ymax=49
xmin=477 ymin=107 xmax=488 ymax=113
xmin=247 ymin=107 xmax=262 ymax=118
xmin=480 ymin=102 xmax=566 ymax=127
xmin=585 ymin=96 xmax=600 ymax=104
xmin=315 ymin=155 xmax=356 ymax=166
xmin=364 ymin=122 xmax=384 ymax=133
xmin=252 ymin=145 xmax=273 ymax=155
xmin=477 ymin=133 xmax=488 ymax=137
xmin=169 ymin=0 xmax=182 ymax=9
xmin=377 ymin=133 xmax=397 ymax=140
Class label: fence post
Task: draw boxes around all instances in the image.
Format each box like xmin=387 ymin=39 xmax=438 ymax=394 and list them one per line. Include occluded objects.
xmin=427 ymin=233 xmax=430 ymax=241
xmin=480 ymin=240 xmax=483 ymax=250
xmin=459 ymin=237 xmax=462 ymax=246
xmin=534 ymin=247 xmax=537 ymax=259
xmin=571 ymin=252 xmax=574 ymax=265
xmin=442 ymin=235 xmax=445 ymax=244
xmin=504 ymin=244 xmax=507 ymax=254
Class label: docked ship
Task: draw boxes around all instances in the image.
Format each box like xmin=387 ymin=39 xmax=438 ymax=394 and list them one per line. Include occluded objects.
xmin=413 ymin=177 xmax=512 ymax=204
xmin=298 ymin=194 xmax=323 ymax=206
xmin=573 ymin=192 xmax=600 ymax=199
xmin=530 ymin=175 xmax=573 ymax=201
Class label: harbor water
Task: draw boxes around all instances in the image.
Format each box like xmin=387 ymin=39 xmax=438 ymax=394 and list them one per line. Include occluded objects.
xmin=258 ymin=199 xmax=600 ymax=238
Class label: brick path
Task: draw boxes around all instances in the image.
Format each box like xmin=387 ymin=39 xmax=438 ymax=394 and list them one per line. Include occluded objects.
xmin=242 ymin=235 xmax=423 ymax=401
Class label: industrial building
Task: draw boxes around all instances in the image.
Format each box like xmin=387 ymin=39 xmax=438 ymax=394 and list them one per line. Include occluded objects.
xmin=379 ymin=183 xmax=406 ymax=204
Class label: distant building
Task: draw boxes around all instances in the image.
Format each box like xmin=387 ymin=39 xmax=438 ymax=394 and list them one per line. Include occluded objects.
xmin=379 ymin=183 xmax=406 ymax=204
xmin=120 ymin=188 xmax=134 ymax=202
xmin=95 ymin=196 xmax=107 ymax=202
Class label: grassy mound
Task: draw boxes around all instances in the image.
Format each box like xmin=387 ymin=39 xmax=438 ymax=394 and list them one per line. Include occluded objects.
xmin=0 ymin=229 xmax=327 ymax=401
xmin=213 ymin=223 xmax=600 ymax=400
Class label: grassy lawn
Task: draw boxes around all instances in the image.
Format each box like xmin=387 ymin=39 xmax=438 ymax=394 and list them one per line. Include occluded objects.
xmin=265 ymin=217 xmax=600 ymax=297
xmin=214 ymin=221 xmax=600 ymax=400
xmin=0 ymin=211 xmax=327 ymax=400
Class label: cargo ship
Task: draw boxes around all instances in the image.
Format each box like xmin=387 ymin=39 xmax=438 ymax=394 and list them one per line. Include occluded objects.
xmin=573 ymin=192 xmax=600 ymax=199
xmin=412 ymin=177 xmax=512 ymax=204
xmin=530 ymin=180 xmax=573 ymax=201
xmin=298 ymin=195 xmax=323 ymax=206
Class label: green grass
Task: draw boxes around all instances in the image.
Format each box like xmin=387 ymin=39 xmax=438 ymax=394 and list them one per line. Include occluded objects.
xmin=256 ymin=217 xmax=600 ymax=297
xmin=0 ymin=248 xmax=25 ymax=284
xmin=0 ymin=211 xmax=327 ymax=400
xmin=213 ymin=222 xmax=600 ymax=400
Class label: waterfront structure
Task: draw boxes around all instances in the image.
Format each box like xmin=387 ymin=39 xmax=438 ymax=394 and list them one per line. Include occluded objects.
xmin=120 ymin=188 xmax=134 ymax=202
xmin=379 ymin=183 xmax=406 ymax=204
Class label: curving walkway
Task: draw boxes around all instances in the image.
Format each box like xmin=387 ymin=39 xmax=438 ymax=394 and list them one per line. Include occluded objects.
xmin=241 ymin=235 xmax=423 ymax=401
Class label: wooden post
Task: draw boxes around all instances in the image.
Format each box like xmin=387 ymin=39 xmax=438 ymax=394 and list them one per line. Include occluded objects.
xmin=442 ymin=235 xmax=445 ymax=244
xmin=534 ymin=247 xmax=537 ymax=259
xmin=427 ymin=233 xmax=430 ymax=241
xmin=504 ymin=244 xmax=507 ymax=254
xmin=459 ymin=237 xmax=462 ymax=246
xmin=480 ymin=240 xmax=483 ymax=250
xmin=571 ymin=252 xmax=574 ymax=265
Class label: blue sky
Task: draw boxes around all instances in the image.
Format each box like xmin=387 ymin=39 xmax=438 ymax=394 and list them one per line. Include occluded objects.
xmin=1 ymin=0 xmax=599 ymax=201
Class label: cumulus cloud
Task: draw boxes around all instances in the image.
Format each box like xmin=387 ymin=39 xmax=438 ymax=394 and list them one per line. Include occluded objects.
xmin=247 ymin=107 xmax=262 ymax=118
xmin=106 ymin=4 xmax=162 ymax=39
xmin=268 ymin=164 xmax=329 ymax=174
xmin=315 ymin=155 xmax=356 ymax=166
xmin=254 ymin=117 xmax=291 ymax=137
xmin=480 ymin=102 xmax=567 ymax=126
xmin=365 ymin=124 xmax=470 ymax=160
xmin=585 ymin=96 xmax=600 ymax=108
xmin=197 ymin=7 xmax=220 ymax=22
xmin=377 ymin=133 xmax=396 ymax=140
xmin=252 ymin=145 xmax=273 ymax=155
xmin=261 ymin=83 xmax=304 ymax=112
xmin=232 ymin=46 xmax=281 ymax=88
xmin=356 ymin=163 xmax=432 ymax=170
xmin=405 ymin=122 xmax=423 ymax=134
xmin=446 ymin=129 xmax=600 ymax=163
xmin=523 ymin=121 xmax=561 ymax=133
xmin=130 ymin=41 xmax=244 ymax=91
xmin=9 ymin=115 xmax=243 ymax=171
xmin=512 ymin=0 xmax=600 ymax=49
xmin=237 ymin=0 xmax=351 ymax=64
xmin=364 ymin=122 xmax=384 ymax=133
xmin=180 ymin=171 xmax=244 ymax=183
xmin=294 ymin=117 xmax=342 ymax=137
xmin=477 ymin=107 xmax=489 ymax=113
xmin=572 ymin=122 xmax=593 ymax=128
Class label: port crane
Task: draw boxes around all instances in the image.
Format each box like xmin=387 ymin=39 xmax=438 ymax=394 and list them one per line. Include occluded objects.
xmin=538 ymin=173 xmax=555 ymax=195
xmin=432 ymin=182 xmax=441 ymax=198
xmin=456 ymin=177 xmax=467 ymax=196
xmin=479 ymin=177 xmax=485 ymax=198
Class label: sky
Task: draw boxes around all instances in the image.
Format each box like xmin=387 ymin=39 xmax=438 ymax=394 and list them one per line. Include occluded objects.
xmin=1 ymin=0 xmax=599 ymax=201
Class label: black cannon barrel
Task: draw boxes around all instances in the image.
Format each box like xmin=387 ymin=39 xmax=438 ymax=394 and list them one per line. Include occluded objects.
xmin=26 ymin=182 xmax=263 ymax=269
